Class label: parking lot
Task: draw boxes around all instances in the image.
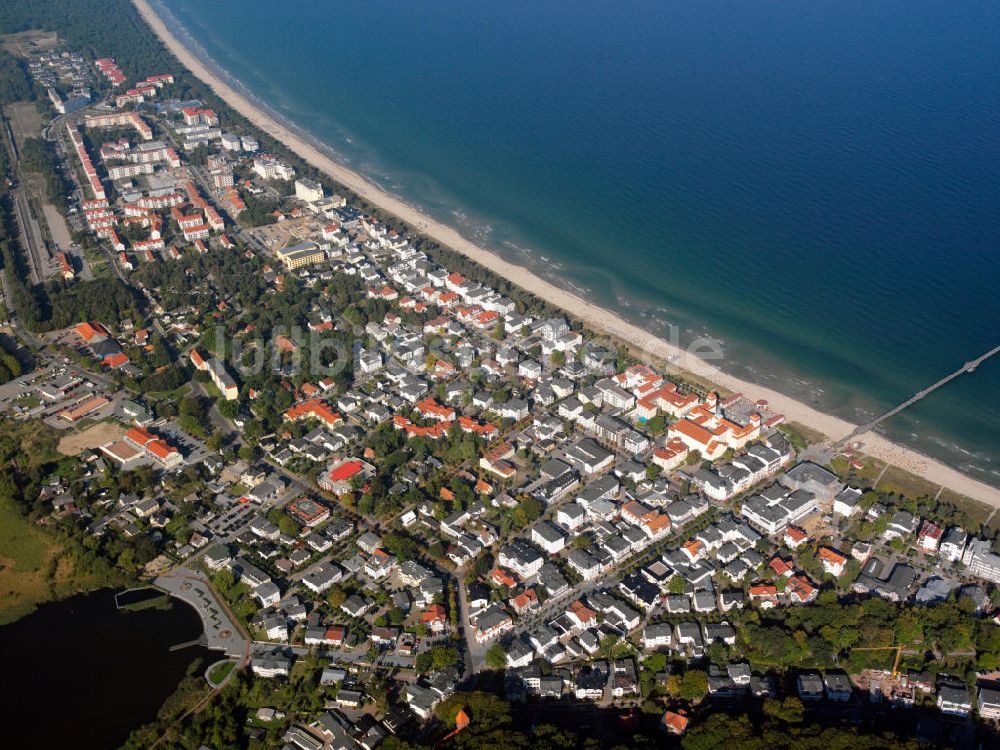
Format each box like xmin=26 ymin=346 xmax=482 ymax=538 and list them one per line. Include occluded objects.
xmin=200 ymin=501 xmax=256 ymax=539
xmin=158 ymin=419 xmax=213 ymax=466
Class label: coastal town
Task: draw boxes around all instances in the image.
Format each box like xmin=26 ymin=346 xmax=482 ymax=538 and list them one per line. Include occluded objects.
xmin=1 ymin=9 xmax=1000 ymax=750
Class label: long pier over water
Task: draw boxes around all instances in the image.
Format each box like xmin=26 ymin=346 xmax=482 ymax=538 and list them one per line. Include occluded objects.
xmin=834 ymin=344 xmax=1000 ymax=449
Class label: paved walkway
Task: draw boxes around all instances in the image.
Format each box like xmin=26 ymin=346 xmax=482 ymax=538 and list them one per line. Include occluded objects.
xmin=156 ymin=570 xmax=251 ymax=661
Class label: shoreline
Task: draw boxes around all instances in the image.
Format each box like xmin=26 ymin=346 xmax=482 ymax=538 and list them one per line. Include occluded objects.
xmin=133 ymin=0 xmax=1000 ymax=507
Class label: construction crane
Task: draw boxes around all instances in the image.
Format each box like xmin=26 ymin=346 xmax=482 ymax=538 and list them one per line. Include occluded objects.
xmin=853 ymin=645 xmax=905 ymax=679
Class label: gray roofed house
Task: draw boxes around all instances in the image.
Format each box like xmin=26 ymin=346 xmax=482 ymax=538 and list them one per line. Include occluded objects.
xmin=537 ymin=561 xmax=570 ymax=597
xmin=915 ymin=576 xmax=954 ymax=605
xmin=833 ymin=487 xmax=863 ymax=516
xmin=418 ymin=576 xmax=444 ymax=604
xmin=204 ymin=544 xmax=231 ymax=570
xmin=251 ymin=652 xmax=292 ymax=678
xmin=602 ymin=533 xmax=632 ymax=562
xmin=303 ymin=562 xmax=342 ymax=594
xmin=723 ymin=559 xmax=749 ymax=582
xmin=716 ymin=541 xmax=741 ymax=564
xmin=721 ymin=590 xmax=745 ymax=611
xmin=540 ymin=457 xmax=573 ymax=481
xmin=704 ymin=622 xmax=736 ymax=645
xmin=498 ymin=539 xmax=544 ymax=578
xmin=531 ymin=520 xmax=567 ymax=554
xmin=564 ymin=438 xmax=614 ymax=474
xmin=938 ymin=682 xmax=972 ymax=715
xmin=797 ymin=672 xmax=825 ymax=700
xmin=728 ymin=663 xmax=752 ymax=685
xmin=529 ymin=624 xmax=559 ymax=652
xmin=255 ymin=580 xmax=281 ymax=607
xmin=883 ymin=510 xmax=920 ymax=540
xmin=853 ymin=557 xmax=916 ymax=602
xmin=781 ymin=462 xmax=843 ymax=498
xmin=751 ymin=673 xmax=775 ymax=698
xmin=707 ymin=666 xmax=736 ymax=696
xmin=567 ymin=548 xmax=602 ymax=580
xmin=642 ymin=622 xmax=673 ymax=649
xmin=675 ymin=622 xmax=704 ymax=650
xmin=356 ymin=531 xmax=382 ymax=553
xmin=978 ymin=686 xmax=1000 ymax=720
xmin=666 ymin=594 xmax=690 ymax=614
xmin=321 ymin=667 xmax=346 ymax=685
xmin=692 ymin=591 xmax=716 ymax=613
xmin=556 ymin=502 xmax=586 ymax=530
xmin=507 ymin=637 xmax=535 ymax=668
xmin=665 ymin=499 xmax=694 ymax=526
xmin=824 ymin=672 xmax=853 ymax=701
xmin=341 ymin=594 xmax=370 ymax=618
xmin=233 ymin=558 xmax=271 ymax=588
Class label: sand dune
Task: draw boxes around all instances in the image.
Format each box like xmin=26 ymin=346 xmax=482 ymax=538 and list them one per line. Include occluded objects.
xmin=133 ymin=0 xmax=1000 ymax=508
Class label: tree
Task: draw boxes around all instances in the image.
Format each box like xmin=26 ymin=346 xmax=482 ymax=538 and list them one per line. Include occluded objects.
xmin=485 ymin=643 xmax=507 ymax=670
xmin=643 ymin=652 xmax=667 ymax=674
xmin=646 ymin=415 xmax=667 ymax=436
xmin=511 ymin=496 xmax=543 ymax=528
xmin=327 ymin=586 xmax=346 ymax=610
xmin=267 ymin=507 xmax=299 ymax=536
xmin=762 ymin=696 xmax=804 ymax=724
xmin=678 ymin=669 xmax=708 ymax=701
xmin=415 ymin=645 xmax=458 ymax=674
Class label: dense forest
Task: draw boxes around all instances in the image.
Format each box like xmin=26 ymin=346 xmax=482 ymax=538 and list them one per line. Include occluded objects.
xmin=741 ymin=590 xmax=1000 ymax=676
xmin=0 ymin=47 xmax=35 ymax=102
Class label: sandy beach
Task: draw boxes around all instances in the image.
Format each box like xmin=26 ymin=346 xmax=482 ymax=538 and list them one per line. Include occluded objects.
xmin=133 ymin=0 xmax=1000 ymax=508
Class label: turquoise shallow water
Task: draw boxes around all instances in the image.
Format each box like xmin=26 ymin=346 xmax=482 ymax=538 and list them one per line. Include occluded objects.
xmin=157 ymin=0 xmax=1000 ymax=484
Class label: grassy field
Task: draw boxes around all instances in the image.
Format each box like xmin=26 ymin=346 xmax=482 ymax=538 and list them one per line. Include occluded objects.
xmin=0 ymin=496 xmax=61 ymax=624
xmin=0 ymin=497 xmax=110 ymax=625
xmin=784 ymin=421 xmax=829 ymax=446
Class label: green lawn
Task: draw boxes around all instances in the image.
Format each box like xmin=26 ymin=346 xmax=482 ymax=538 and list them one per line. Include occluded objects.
xmin=207 ymin=660 xmax=235 ymax=685
xmin=14 ymin=394 xmax=40 ymax=410
xmin=145 ymin=383 xmax=191 ymax=401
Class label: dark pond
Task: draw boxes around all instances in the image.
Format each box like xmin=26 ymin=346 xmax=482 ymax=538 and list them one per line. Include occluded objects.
xmin=0 ymin=588 xmax=214 ymax=748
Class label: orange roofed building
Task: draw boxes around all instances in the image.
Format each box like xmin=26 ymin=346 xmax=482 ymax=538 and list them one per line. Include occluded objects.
xmin=819 ymin=547 xmax=848 ymax=577
xmin=666 ymin=395 xmax=764 ymax=461
xmin=75 ymin=320 xmax=109 ymax=343
xmin=661 ymin=710 xmax=689 ymax=735
xmin=105 ymin=426 xmax=183 ymax=469
xmin=284 ymin=399 xmax=342 ymax=430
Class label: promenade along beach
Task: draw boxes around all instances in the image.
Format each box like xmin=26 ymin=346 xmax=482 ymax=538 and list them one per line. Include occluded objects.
xmin=134 ymin=0 xmax=1000 ymax=507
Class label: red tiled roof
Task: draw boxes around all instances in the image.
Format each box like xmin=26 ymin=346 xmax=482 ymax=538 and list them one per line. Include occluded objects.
xmin=329 ymin=460 xmax=364 ymax=482
xmin=103 ymin=352 xmax=129 ymax=368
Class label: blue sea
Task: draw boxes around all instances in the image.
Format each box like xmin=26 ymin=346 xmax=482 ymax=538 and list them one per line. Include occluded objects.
xmin=156 ymin=0 xmax=1000 ymax=485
